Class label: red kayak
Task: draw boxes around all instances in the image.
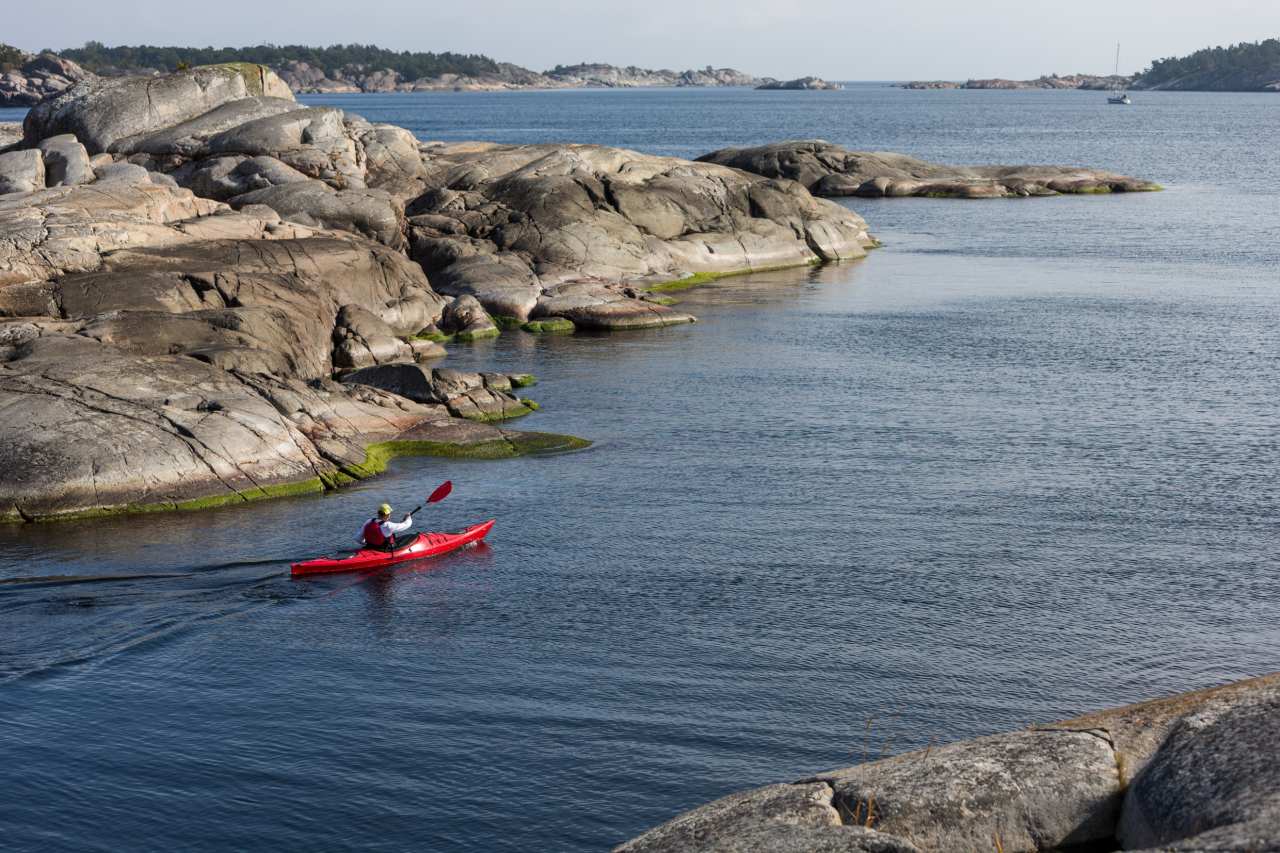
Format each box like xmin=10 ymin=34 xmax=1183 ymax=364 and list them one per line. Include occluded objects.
xmin=290 ymin=520 xmax=495 ymax=577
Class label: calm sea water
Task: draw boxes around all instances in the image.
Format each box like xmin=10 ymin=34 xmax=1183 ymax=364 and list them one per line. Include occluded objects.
xmin=2 ymin=85 xmax=1279 ymax=852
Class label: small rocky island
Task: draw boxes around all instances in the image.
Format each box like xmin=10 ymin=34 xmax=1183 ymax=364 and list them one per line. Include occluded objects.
xmin=757 ymin=77 xmax=843 ymax=91
xmin=616 ymin=673 xmax=1280 ymax=852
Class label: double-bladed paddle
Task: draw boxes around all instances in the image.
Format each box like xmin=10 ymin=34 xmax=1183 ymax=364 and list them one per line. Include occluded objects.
xmin=405 ymin=480 xmax=453 ymax=519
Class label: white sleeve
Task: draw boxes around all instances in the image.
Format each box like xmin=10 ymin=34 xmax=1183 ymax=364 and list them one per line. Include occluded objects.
xmin=357 ymin=524 xmax=368 ymax=545
xmin=385 ymin=517 xmax=413 ymax=535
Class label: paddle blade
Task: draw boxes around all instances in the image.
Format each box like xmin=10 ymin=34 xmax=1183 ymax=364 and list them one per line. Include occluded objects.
xmin=427 ymin=480 xmax=453 ymax=504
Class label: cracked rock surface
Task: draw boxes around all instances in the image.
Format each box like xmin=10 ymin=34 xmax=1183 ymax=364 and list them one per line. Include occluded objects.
xmin=0 ymin=166 xmax=542 ymax=521
xmin=614 ymin=674 xmax=1280 ymax=853
xmin=698 ymin=140 xmax=1161 ymax=198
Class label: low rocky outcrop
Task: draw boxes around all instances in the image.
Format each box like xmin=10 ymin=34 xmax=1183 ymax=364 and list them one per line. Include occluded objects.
xmin=698 ymin=140 xmax=1161 ymax=198
xmin=756 ymin=77 xmax=842 ymax=91
xmin=405 ymin=142 xmax=875 ymax=327
xmin=0 ymin=52 xmax=94 ymax=107
xmin=616 ymin=673 xmax=1280 ymax=853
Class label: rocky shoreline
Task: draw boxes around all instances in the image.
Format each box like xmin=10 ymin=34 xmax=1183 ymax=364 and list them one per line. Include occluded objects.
xmin=0 ymin=63 xmax=1155 ymax=521
xmin=901 ymin=73 xmax=1131 ymax=91
xmin=0 ymin=47 xmax=785 ymax=104
xmin=615 ymin=673 xmax=1280 ymax=852
xmin=277 ymin=61 xmax=764 ymax=94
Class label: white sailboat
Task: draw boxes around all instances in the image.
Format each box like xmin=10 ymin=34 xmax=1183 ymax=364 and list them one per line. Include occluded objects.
xmin=1108 ymin=43 xmax=1131 ymax=104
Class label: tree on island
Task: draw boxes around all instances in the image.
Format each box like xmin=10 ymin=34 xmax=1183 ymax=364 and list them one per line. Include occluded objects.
xmin=56 ymin=41 xmax=504 ymax=80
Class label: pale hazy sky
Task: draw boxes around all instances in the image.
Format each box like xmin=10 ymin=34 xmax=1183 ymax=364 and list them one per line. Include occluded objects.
xmin=6 ymin=0 xmax=1279 ymax=80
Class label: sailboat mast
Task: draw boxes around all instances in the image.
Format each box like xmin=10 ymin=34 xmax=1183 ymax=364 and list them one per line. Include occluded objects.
xmin=1115 ymin=42 xmax=1121 ymax=76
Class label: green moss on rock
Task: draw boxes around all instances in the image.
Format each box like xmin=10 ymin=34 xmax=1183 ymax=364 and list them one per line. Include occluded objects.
xmin=521 ymin=318 xmax=576 ymax=334
xmin=510 ymin=374 xmax=538 ymax=388
xmin=202 ymin=62 xmax=273 ymax=96
xmin=454 ymin=327 xmax=501 ymax=342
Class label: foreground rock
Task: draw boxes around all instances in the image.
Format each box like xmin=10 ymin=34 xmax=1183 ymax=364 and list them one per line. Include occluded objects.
xmin=698 ymin=140 xmax=1161 ymax=198
xmin=406 ymin=142 xmax=875 ymax=327
xmin=616 ymin=673 xmax=1280 ymax=852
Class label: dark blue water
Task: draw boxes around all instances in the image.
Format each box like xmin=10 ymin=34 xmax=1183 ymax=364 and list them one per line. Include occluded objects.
xmin=3 ymin=86 xmax=1279 ymax=852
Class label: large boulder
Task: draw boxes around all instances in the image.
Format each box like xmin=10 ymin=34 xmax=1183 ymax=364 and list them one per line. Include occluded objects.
xmin=23 ymin=63 xmax=294 ymax=153
xmin=698 ymin=140 xmax=1162 ymax=198
xmin=0 ymin=149 xmax=45 ymax=194
xmin=817 ymin=730 xmax=1120 ymax=852
xmin=1118 ymin=680 xmax=1280 ymax=850
xmin=406 ymin=143 xmax=875 ymax=324
xmin=36 ymin=134 xmax=94 ymax=187
xmin=332 ymin=304 xmax=415 ymax=369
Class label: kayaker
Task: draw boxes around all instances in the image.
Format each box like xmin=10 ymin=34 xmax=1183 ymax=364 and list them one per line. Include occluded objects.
xmin=358 ymin=503 xmax=413 ymax=549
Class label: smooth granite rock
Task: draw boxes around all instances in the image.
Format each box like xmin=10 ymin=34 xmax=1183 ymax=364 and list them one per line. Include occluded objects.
xmin=230 ymin=182 xmax=405 ymax=248
xmin=406 ymin=142 xmax=874 ymax=324
xmin=616 ymin=675 xmax=1280 ymax=853
xmin=698 ymin=140 xmax=1161 ymax=198
xmin=1118 ymin=680 xmax=1280 ymax=850
xmin=23 ymin=64 xmax=294 ymax=154
xmin=0 ymin=174 xmax=567 ymax=520
xmin=819 ymin=730 xmax=1121 ymax=852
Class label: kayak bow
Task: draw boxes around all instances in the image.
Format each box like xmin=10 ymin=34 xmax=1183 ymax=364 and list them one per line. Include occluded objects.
xmin=290 ymin=520 xmax=495 ymax=577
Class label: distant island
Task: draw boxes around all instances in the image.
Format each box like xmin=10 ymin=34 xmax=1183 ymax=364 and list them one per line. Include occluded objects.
xmin=902 ymin=37 xmax=1280 ymax=93
xmin=901 ymin=73 xmax=1127 ymax=91
xmin=0 ymin=41 xmax=789 ymax=104
xmin=756 ymin=77 xmax=842 ymax=91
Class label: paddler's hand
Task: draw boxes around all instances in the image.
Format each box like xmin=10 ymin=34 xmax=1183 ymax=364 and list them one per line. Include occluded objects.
xmin=403 ymin=513 xmax=413 ymax=524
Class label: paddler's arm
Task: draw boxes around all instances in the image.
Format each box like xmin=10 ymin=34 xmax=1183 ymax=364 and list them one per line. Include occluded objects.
xmin=385 ymin=516 xmax=413 ymax=535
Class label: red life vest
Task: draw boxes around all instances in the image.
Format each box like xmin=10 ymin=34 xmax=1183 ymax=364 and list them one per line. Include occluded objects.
xmin=362 ymin=518 xmax=388 ymax=546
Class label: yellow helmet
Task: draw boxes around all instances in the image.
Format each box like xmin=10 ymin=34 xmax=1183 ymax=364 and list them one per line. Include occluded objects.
xmin=378 ymin=503 xmax=392 ymax=517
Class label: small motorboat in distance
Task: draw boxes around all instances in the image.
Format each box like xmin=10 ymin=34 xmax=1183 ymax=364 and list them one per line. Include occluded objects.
xmin=291 ymin=520 xmax=495 ymax=577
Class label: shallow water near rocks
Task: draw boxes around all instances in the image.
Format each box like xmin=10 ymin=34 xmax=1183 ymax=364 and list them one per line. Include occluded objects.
xmin=2 ymin=86 xmax=1279 ymax=852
